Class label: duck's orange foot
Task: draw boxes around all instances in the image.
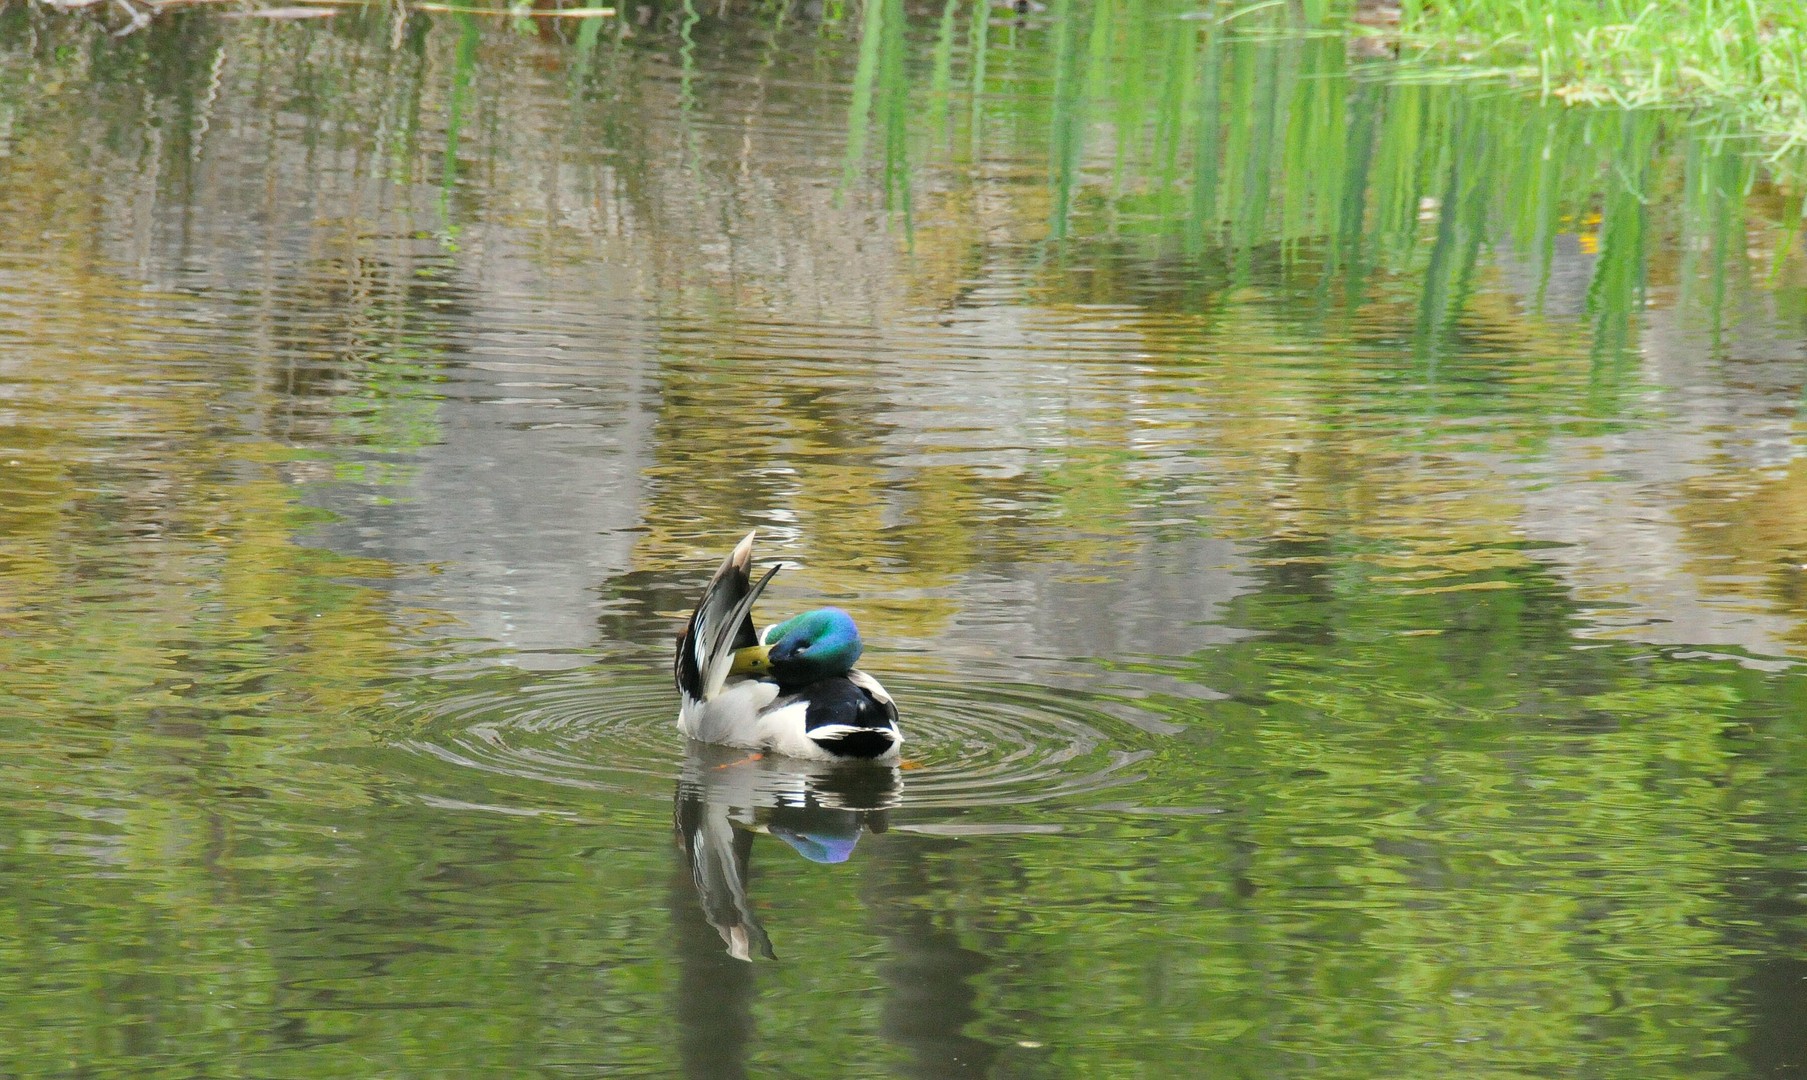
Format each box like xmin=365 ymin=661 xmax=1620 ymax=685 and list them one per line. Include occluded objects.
xmin=712 ymin=752 xmax=766 ymax=770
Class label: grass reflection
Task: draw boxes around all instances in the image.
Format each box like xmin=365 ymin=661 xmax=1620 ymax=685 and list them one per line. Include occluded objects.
xmin=827 ymin=2 xmax=1802 ymax=374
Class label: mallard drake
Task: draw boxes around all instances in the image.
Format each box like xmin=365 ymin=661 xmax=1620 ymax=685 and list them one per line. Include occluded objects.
xmin=674 ymin=531 xmax=901 ymax=761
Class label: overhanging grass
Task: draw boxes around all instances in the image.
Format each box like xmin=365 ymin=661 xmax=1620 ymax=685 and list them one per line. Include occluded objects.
xmin=1393 ymin=0 xmax=1807 ymax=153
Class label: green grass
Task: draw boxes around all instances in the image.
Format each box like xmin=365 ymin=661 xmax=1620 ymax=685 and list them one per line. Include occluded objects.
xmin=1393 ymin=0 xmax=1807 ymax=151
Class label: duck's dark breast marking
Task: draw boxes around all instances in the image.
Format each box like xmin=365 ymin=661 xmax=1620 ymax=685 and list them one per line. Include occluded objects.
xmin=800 ymin=679 xmax=898 ymax=732
xmin=785 ymin=678 xmax=899 ymax=758
xmin=810 ymin=729 xmax=898 ymax=759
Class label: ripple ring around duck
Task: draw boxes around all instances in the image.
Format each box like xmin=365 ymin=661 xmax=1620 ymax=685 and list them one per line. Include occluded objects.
xmin=395 ymin=666 xmax=1151 ymax=814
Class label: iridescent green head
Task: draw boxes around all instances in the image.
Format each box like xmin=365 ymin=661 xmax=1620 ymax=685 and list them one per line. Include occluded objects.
xmin=765 ymin=608 xmax=863 ymax=682
xmin=728 ymin=607 xmax=864 ymax=690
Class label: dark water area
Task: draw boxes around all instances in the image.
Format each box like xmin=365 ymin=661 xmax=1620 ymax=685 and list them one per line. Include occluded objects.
xmin=4 ymin=1 xmax=1807 ymax=1075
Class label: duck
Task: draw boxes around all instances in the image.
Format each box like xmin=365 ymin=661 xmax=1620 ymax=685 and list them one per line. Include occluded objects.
xmin=674 ymin=531 xmax=901 ymax=761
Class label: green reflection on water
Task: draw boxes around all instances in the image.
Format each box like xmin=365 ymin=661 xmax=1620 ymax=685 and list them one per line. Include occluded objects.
xmin=3 ymin=4 xmax=1807 ymax=1078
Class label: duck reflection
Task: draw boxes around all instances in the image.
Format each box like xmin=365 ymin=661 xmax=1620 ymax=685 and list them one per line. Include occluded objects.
xmin=672 ymin=741 xmax=900 ymax=961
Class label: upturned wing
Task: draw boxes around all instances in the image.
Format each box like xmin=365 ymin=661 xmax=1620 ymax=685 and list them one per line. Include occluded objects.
xmin=675 ymin=531 xmax=780 ymax=702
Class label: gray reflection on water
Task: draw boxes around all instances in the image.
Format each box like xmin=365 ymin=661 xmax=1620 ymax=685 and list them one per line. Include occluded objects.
xmin=308 ymin=347 xmax=656 ymax=660
xmin=1487 ymin=234 xmax=1807 ymax=659
xmin=938 ymin=524 xmax=1256 ymax=674
xmin=15 ymin=8 xmax=1807 ymax=676
xmin=300 ymin=288 xmax=1265 ymax=677
xmin=281 ymin=225 xmax=659 ymax=658
xmin=871 ymin=836 xmax=1005 ymax=1079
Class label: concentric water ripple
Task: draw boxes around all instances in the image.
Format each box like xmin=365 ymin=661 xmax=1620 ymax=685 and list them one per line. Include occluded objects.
xmin=388 ymin=664 xmax=1162 ymax=815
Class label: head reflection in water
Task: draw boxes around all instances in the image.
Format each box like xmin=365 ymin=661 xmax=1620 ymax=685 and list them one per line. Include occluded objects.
xmin=672 ymin=742 xmax=900 ymax=961
xmin=767 ymin=811 xmax=862 ymax=865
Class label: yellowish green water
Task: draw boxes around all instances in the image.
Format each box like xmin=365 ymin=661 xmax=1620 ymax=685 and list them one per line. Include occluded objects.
xmin=4 ymin=3 xmax=1807 ymax=1076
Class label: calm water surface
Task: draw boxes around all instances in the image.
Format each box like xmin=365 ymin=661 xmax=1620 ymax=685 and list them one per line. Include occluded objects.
xmin=4 ymin=3 xmax=1807 ymax=1075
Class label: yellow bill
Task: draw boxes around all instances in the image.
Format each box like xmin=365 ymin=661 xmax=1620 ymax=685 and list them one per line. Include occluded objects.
xmin=729 ymin=644 xmax=772 ymax=675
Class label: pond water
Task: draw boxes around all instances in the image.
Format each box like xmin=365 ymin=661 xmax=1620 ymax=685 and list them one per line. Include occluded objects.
xmin=5 ymin=2 xmax=1807 ymax=1075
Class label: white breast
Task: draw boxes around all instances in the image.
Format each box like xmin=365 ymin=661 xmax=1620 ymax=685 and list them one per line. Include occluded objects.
xmin=678 ymin=678 xmax=780 ymax=747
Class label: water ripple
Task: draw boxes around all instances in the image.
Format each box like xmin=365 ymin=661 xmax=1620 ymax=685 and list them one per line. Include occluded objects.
xmin=392 ymin=666 xmax=1155 ymax=813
